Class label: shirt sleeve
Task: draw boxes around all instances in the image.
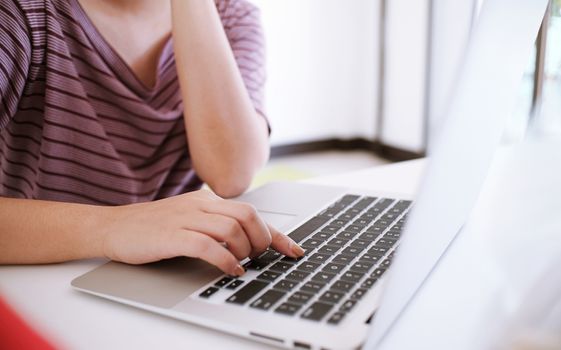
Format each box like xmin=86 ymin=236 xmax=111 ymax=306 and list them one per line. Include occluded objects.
xmin=0 ymin=0 xmax=31 ymax=130
xmin=217 ymin=0 xmax=267 ymax=120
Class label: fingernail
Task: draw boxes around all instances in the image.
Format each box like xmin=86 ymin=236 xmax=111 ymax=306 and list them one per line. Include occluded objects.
xmin=233 ymin=265 xmax=245 ymax=277
xmin=290 ymin=241 xmax=305 ymax=257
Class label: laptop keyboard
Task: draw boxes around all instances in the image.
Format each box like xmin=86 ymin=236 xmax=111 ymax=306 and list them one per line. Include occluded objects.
xmin=197 ymin=194 xmax=411 ymax=325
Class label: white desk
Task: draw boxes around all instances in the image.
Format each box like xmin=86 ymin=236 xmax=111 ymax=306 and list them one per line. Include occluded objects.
xmin=1 ymin=138 xmax=560 ymax=349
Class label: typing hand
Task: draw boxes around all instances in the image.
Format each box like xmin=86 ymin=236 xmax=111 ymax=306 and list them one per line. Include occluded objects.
xmin=101 ymin=189 xmax=304 ymax=276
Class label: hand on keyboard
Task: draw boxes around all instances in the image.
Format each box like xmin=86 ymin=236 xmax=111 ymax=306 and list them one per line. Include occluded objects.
xmin=100 ymin=189 xmax=305 ymax=276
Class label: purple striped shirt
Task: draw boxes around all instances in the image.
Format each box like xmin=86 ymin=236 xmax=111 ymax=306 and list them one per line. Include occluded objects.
xmin=0 ymin=0 xmax=266 ymax=205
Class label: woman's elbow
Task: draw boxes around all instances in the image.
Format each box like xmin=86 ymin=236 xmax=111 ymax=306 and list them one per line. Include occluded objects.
xmin=208 ymin=176 xmax=252 ymax=198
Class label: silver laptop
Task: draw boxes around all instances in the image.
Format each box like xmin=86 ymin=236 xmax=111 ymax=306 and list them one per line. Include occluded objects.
xmin=71 ymin=0 xmax=547 ymax=348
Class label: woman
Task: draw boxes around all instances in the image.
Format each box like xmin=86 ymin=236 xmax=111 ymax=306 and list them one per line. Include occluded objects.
xmin=0 ymin=0 xmax=304 ymax=275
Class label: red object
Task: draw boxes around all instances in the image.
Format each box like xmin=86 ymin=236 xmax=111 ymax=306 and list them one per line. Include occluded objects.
xmin=0 ymin=296 xmax=57 ymax=350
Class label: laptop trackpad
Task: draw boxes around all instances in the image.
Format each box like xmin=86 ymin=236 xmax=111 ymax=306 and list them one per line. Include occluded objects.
xmin=258 ymin=211 xmax=297 ymax=231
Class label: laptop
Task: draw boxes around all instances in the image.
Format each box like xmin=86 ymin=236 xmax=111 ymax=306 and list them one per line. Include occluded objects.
xmin=71 ymin=0 xmax=547 ymax=348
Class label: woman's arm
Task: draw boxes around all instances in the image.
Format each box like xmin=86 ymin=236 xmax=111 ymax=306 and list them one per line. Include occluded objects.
xmin=0 ymin=191 xmax=304 ymax=273
xmin=171 ymin=0 xmax=269 ymax=198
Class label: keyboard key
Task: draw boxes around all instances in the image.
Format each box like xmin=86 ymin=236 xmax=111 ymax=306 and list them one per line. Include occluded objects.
xmin=301 ymin=302 xmax=334 ymax=321
xmin=269 ymin=262 xmax=293 ymax=273
xmin=350 ymin=261 xmax=374 ymax=273
xmin=340 ymin=271 xmax=364 ymax=283
xmin=360 ymin=232 xmax=381 ymax=241
xmin=250 ymin=290 xmax=286 ymax=310
xmin=199 ymin=287 xmax=219 ymax=298
xmin=243 ymin=259 xmax=269 ymax=271
xmin=373 ymin=219 xmax=392 ymax=227
xmin=257 ymin=270 xmax=282 ymax=282
xmin=368 ymin=246 xmax=390 ymax=256
xmin=281 ymin=256 xmax=305 ymax=264
xmin=350 ymin=239 xmax=370 ymax=249
xmin=375 ymin=238 xmax=397 ymax=248
xmin=226 ymin=280 xmax=245 ymax=290
xmin=308 ymin=253 xmax=330 ymax=263
xmin=327 ymin=238 xmax=349 ymax=247
xmin=331 ymin=219 xmax=348 ymax=227
xmin=286 ymin=270 xmax=311 ymax=282
xmin=337 ymin=231 xmax=355 ymax=240
xmin=331 ymin=254 xmax=354 ymax=265
xmin=312 ymin=232 xmax=331 ymax=241
xmin=385 ymin=231 xmax=401 ymax=239
xmin=226 ymin=280 xmax=269 ymax=305
xmin=359 ymin=253 xmax=383 ymax=263
xmin=318 ymin=245 xmax=341 ymax=255
xmin=341 ymin=246 xmax=366 ymax=256
xmin=319 ymin=290 xmax=345 ymax=304
xmin=300 ymin=281 xmax=326 ymax=294
xmin=371 ymin=267 xmax=387 ymax=279
xmin=345 ymin=225 xmax=363 ymax=233
xmin=361 ymin=278 xmax=378 ymax=289
xmin=274 ymin=279 xmax=299 ymax=291
xmin=322 ymin=263 xmax=345 ymax=274
xmin=312 ymin=272 xmax=337 ymax=284
xmin=301 ymin=239 xmax=322 ymax=250
xmin=327 ymin=312 xmax=347 ymax=325
xmin=215 ymin=277 xmax=233 ymax=287
xmin=340 ymin=299 xmax=357 ymax=312
xmin=352 ymin=218 xmax=372 ymax=227
xmin=340 ymin=194 xmax=360 ymax=204
xmin=275 ymin=302 xmax=302 ymax=316
xmin=257 ymin=250 xmax=282 ymax=264
xmin=288 ymin=291 xmax=314 ymax=305
xmin=365 ymin=225 xmax=385 ymax=234
xmin=380 ymin=259 xmax=392 ymax=268
xmin=299 ymin=261 xmax=322 ymax=272
xmin=289 ymin=216 xmax=330 ymax=243
xmin=351 ymin=288 xmax=368 ymax=300
xmin=331 ymin=280 xmax=355 ymax=292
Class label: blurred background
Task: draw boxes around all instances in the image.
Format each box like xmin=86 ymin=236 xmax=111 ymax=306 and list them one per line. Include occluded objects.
xmin=249 ymin=0 xmax=561 ymax=186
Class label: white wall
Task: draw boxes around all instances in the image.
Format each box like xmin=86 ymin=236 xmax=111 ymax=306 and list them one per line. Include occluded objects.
xmin=250 ymin=0 xmax=380 ymax=146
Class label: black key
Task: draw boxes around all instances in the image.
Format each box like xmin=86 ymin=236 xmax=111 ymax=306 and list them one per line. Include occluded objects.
xmin=330 ymin=219 xmax=348 ymax=227
xmin=338 ymin=212 xmax=357 ymax=221
xmin=286 ymin=270 xmax=311 ymax=281
xmin=350 ymin=261 xmax=374 ymax=273
xmin=318 ymin=245 xmax=341 ymax=255
xmin=345 ymin=225 xmax=363 ymax=233
xmin=327 ymin=238 xmax=348 ymax=247
xmin=312 ymin=232 xmax=331 ymax=241
xmin=340 ymin=194 xmax=360 ymax=204
xmin=375 ymin=238 xmax=397 ymax=248
xmin=322 ymin=225 xmax=340 ymax=234
xmin=327 ymin=312 xmax=347 ymax=325
xmin=300 ymin=281 xmax=326 ymax=294
xmin=299 ymin=261 xmax=321 ymax=272
xmin=274 ymin=279 xmax=299 ymax=291
xmin=257 ymin=270 xmax=282 ymax=282
xmin=281 ymin=255 xmax=304 ymax=264
xmin=371 ymin=267 xmax=387 ymax=278
xmin=380 ymin=259 xmax=392 ymax=268
xmin=360 ymin=212 xmax=380 ymax=221
xmin=352 ymin=218 xmax=371 ymax=227
xmin=368 ymin=246 xmax=390 ymax=256
xmin=319 ymin=290 xmax=345 ymax=304
xmin=340 ymin=271 xmax=364 ymax=283
xmin=226 ymin=280 xmax=269 ymax=305
xmin=250 ymin=290 xmax=286 ymax=310
xmin=269 ymin=262 xmax=293 ymax=273
xmin=341 ymin=246 xmax=365 ymax=256
xmin=288 ymin=291 xmax=314 ymax=305
xmin=308 ymin=253 xmax=330 ymax=264
xmin=337 ymin=231 xmax=355 ymax=240
xmin=289 ymin=216 xmax=330 ymax=243
xmin=340 ymin=299 xmax=357 ymax=312
xmin=359 ymin=253 xmax=383 ymax=264
xmin=358 ymin=232 xmax=381 ymax=242
xmin=332 ymin=280 xmax=355 ymax=292
xmin=353 ymin=197 xmax=376 ymax=209
xmin=373 ymin=219 xmax=392 ymax=227
xmin=322 ymin=263 xmax=345 ymax=274
xmin=215 ymin=277 xmax=233 ymax=287
xmin=385 ymin=230 xmax=401 ymax=239
xmin=226 ymin=280 xmax=245 ymax=289
xmin=351 ymin=288 xmax=368 ymax=300
xmin=301 ymin=239 xmax=322 ymax=250
xmin=244 ymin=259 xmax=269 ymax=271
xmin=365 ymin=225 xmax=385 ymax=234
xmin=257 ymin=250 xmax=282 ymax=264
xmin=301 ymin=302 xmax=334 ymax=321
xmin=350 ymin=239 xmax=370 ymax=249
xmin=380 ymin=213 xmax=398 ymax=222
xmin=275 ymin=302 xmax=302 ymax=316
xmin=312 ymin=272 xmax=337 ymax=284
xmin=199 ymin=287 xmax=219 ymax=298
xmin=331 ymin=254 xmax=354 ymax=265
xmin=361 ymin=278 xmax=378 ymax=289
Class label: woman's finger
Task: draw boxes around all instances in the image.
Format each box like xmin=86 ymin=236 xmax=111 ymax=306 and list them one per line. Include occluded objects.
xmin=197 ymin=213 xmax=252 ymax=260
xmin=170 ymin=230 xmax=244 ymax=276
xmin=268 ymin=224 xmax=305 ymax=258
xmin=201 ymin=200 xmax=273 ymax=256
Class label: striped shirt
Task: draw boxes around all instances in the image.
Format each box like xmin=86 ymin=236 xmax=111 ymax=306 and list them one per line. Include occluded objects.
xmin=0 ymin=0 xmax=266 ymax=205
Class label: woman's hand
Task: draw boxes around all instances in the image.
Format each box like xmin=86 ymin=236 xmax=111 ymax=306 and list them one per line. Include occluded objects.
xmin=101 ymin=189 xmax=304 ymax=276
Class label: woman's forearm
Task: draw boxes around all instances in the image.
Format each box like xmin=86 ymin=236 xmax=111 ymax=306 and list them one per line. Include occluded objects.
xmin=171 ymin=0 xmax=269 ymax=198
xmin=0 ymin=197 xmax=111 ymax=264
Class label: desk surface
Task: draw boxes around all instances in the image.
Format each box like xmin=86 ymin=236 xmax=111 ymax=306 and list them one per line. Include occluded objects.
xmin=1 ymin=139 xmax=560 ymax=349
